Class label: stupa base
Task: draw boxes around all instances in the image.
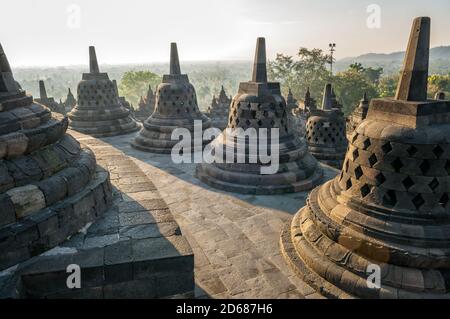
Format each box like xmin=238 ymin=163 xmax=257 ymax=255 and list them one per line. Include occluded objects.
xmin=196 ymin=163 xmax=323 ymax=195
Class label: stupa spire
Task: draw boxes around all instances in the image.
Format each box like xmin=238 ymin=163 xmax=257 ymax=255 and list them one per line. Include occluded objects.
xmin=321 ymin=83 xmax=333 ymax=110
xmin=252 ymin=37 xmax=267 ymax=83
xmin=395 ymin=17 xmax=430 ymax=101
xmin=170 ymin=43 xmax=181 ymax=75
xmin=39 ymin=80 xmax=48 ymax=99
xmin=0 ymin=43 xmax=12 ymax=73
xmin=89 ymin=46 xmax=100 ymax=74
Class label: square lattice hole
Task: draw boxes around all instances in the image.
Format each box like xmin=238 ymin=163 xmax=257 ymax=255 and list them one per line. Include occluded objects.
xmin=391 ymin=158 xmax=403 ymax=173
xmin=354 ymin=166 xmax=363 ymax=180
xmin=382 ymin=142 xmax=393 ymax=154
xmin=433 ymin=145 xmax=444 ymax=158
xmin=412 ymin=194 xmax=425 ymax=209
xmin=375 ymin=172 xmax=386 ymax=185
xmin=402 ymin=176 xmax=414 ymax=190
xmin=360 ymin=184 xmax=371 ymax=198
xmin=368 ymin=154 xmax=378 ymax=167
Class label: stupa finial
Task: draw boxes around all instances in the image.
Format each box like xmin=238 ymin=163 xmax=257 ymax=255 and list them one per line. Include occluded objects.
xmin=170 ymin=43 xmax=181 ymax=75
xmin=395 ymin=17 xmax=430 ymax=101
xmin=252 ymin=37 xmax=267 ymax=83
xmin=89 ymin=46 xmax=100 ymax=74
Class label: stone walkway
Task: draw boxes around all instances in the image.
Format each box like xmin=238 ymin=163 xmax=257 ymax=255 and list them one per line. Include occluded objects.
xmin=98 ymin=132 xmax=338 ymax=299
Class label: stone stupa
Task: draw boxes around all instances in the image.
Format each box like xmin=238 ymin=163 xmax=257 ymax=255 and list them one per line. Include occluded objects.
xmin=68 ymin=46 xmax=139 ymax=137
xmin=281 ymin=17 xmax=450 ymax=299
xmin=0 ymin=43 xmax=112 ymax=271
xmin=196 ymin=38 xmax=323 ymax=194
xmin=63 ymin=87 xmax=76 ymax=113
xmin=207 ymin=85 xmax=231 ymax=130
xmin=305 ymin=83 xmax=347 ymax=168
xmin=132 ymin=43 xmax=211 ymax=153
xmin=346 ymin=92 xmax=370 ymax=139
xmin=135 ymin=85 xmax=155 ymax=121
xmin=35 ymin=80 xmax=65 ymax=115
xmin=286 ymin=88 xmax=298 ymax=114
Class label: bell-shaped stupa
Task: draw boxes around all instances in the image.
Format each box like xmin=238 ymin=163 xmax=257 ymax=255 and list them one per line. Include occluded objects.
xmin=132 ymin=43 xmax=211 ymax=153
xmin=281 ymin=17 xmax=450 ymax=299
xmin=68 ymin=46 xmax=139 ymax=137
xmin=305 ymin=83 xmax=347 ymax=168
xmin=196 ymin=38 xmax=323 ymax=194
xmin=207 ymin=85 xmax=231 ymax=130
xmin=346 ymin=92 xmax=370 ymax=139
xmin=0 ymin=43 xmax=112 ymax=271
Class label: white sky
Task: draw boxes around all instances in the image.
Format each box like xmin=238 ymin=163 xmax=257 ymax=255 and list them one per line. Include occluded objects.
xmin=2 ymin=0 xmax=450 ymax=66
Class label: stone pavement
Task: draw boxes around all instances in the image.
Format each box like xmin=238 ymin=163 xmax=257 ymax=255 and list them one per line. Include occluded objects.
xmin=99 ymin=132 xmax=339 ymax=299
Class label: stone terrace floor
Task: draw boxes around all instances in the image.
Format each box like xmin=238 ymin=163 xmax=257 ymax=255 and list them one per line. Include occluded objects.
xmin=89 ymin=131 xmax=338 ymax=299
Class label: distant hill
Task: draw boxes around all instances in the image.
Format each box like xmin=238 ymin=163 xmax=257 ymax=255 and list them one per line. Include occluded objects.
xmin=335 ymin=46 xmax=450 ymax=75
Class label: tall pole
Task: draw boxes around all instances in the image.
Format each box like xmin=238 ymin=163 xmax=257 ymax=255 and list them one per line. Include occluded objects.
xmin=329 ymin=43 xmax=336 ymax=75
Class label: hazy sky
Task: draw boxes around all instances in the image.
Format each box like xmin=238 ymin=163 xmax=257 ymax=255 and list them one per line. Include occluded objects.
xmin=2 ymin=0 xmax=450 ymax=67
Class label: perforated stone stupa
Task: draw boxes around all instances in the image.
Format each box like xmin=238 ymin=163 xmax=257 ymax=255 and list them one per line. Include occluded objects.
xmin=196 ymin=38 xmax=323 ymax=194
xmin=207 ymin=86 xmax=231 ymax=130
xmin=305 ymin=83 xmax=347 ymax=168
xmin=35 ymin=80 xmax=65 ymax=115
xmin=347 ymin=93 xmax=369 ymax=139
xmin=0 ymin=43 xmax=112 ymax=271
xmin=132 ymin=43 xmax=211 ymax=153
xmin=281 ymin=17 xmax=450 ymax=299
xmin=68 ymin=46 xmax=139 ymax=137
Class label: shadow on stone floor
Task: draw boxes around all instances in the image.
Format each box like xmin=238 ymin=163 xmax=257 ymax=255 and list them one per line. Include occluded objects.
xmin=97 ymin=132 xmax=339 ymax=216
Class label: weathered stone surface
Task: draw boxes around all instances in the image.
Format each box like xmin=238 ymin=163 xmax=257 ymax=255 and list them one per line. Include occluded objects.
xmin=0 ymin=43 xmax=112 ymax=271
xmin=197 ymin=38 xmax=323 ymax=194
xmin=281 ymin=17 xmax=450 ymax=299
xmin=0 ymin=132 xmax=194 ymax=299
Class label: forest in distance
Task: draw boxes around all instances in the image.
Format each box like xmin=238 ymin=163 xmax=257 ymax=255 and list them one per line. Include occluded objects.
xmin=13 ymin=45 xmax=450 ymax=116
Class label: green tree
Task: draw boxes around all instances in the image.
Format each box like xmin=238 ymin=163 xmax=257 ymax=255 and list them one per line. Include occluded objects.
xmin=428 ymin=74 xmax=450 ymax=96
xmin=268 ymin=48 xmax=332 ymax=103
xmin=378 ymin=75 xmax=399 ymax=98
xmin=334 ymin=68 xmax=378 ymax=116
xmin=118 ymin=71 xmax=161 ymax=106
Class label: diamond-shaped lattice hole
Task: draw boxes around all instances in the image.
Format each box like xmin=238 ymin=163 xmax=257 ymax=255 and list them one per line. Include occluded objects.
xmin=346 ymin=178 xmax=353 ymax=190
xmin=429 ymin=178 xmax=439 ymax=191
xmin=363 ymin=138 xmax=371 ymax=150
xmin=407 ymin=145 xmax=418 ymax=157
xmin=375 ymin=172 xmax=386 ymax=185
xmin=412 ymin=194 xmax=425 ymax=209
xmin=354 ymin=166 xmax=363 ymax=180
xmin=439 ymin=194 xmax=449 ymax=207
xmin=352 ymin=149 xmax=359 ymax=160
xmin=382 ymin=142 xmax=393 ymax=154
xmin=351 ymin=133 xmax=358 ymax=143
xmin=360 ymin=184 xmax=371 ymax=198
xmin=420 ymin=160 xmax=431 ymax=175
xmin=368 ymin=154 xmax=378 ymax=167
xmin=383 ymin=190 xmax=397 ymax=206
xmin=402 ymin=176 xmax=414 ymax=190
xmin=391 ymin=158 xmax=403 ymax=173
xmin=433 ymin=145 xmax=444 ymax=158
